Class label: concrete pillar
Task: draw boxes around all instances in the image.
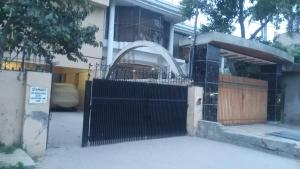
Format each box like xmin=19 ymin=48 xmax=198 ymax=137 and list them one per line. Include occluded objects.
xmin=107 ymin=0 xmax=116 ymax=65
xmin=220 ymin=57 xmax=225 ymax=73
xmin=262 ymin=24 xmax=268 ymax=41
xmin=168 ymin=23 xmax=175 ymax=55
xmin=187 ymin=86 xmax=203 ymax=136
xmin=22 ymin=71 xmax=52 ymax=158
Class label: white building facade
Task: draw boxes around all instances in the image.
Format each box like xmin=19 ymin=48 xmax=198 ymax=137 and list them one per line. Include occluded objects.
xmin=102 ymin=0 xmax=194 ymax=76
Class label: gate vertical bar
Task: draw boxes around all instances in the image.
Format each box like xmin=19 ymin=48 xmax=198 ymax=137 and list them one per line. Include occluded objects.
xmin=87 ymin=79 xmax=188 ymax=146
xmin=82 ymin=80 xmax=92 ymax=147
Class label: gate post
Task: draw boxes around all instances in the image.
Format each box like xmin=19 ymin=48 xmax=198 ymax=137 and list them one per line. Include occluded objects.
xmin=192 ymin=44 xmax=220 ymax=122
xmin=22 ymin=72 xmax=52 ymax=158
xmin=82 ymin=80 xmax=92 ymax=147
xmin=187 ymin=86 xmax=203 ymax=136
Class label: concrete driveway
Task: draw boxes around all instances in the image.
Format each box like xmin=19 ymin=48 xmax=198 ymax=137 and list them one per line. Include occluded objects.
xmin=38 ymin=112 xmax=300 ymax=169
xmin=47 ymin=112 xmax=83 ymax=148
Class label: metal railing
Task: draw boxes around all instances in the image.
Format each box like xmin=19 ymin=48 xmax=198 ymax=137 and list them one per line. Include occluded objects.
xmin=0 ymin=54 xmax=51 ymax=72
xmin=89 ymin=64 xmax=191 ymax=86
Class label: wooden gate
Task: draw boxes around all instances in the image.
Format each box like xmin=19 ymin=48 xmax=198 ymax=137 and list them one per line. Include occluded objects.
xmin=218 ymin=75 xmax=268 ymax=124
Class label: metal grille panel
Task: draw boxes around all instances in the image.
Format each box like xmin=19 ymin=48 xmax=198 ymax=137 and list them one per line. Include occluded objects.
xmin=82 ymin=79 xmax=187 ymax=146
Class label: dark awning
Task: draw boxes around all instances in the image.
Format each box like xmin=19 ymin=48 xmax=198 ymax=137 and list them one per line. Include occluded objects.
xmin=180 ymin=32 xmax=294 ymax=64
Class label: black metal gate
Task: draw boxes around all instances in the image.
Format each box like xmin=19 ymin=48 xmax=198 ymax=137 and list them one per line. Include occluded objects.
xmin=82 ymin=79 xmax=188 ymax=146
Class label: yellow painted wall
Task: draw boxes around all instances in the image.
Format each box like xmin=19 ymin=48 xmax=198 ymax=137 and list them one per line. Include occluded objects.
xmin=53 ymin=5 xmax=106 ymax=70
xmin=52 ymin=67 xmax=89 ymax=111
xmin=50 ymin=5 xmax=107 ymax=111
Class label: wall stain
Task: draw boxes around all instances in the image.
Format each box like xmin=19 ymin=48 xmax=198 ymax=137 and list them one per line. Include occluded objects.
xmin=26 ymin=111 xmax=48 ymax=127
xmin=26 ymin=111 xmax=49 ymax=139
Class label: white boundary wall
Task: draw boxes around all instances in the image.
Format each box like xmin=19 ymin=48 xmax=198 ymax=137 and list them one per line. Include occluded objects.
xmin=0 ymin=71 xmax=25 ymax=145
xmin=0 ymin=70 xmax=52 ymax=158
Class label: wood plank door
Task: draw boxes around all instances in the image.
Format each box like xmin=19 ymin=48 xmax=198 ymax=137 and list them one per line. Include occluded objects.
xmin=218 ymin=75 xmax=268 ymax=125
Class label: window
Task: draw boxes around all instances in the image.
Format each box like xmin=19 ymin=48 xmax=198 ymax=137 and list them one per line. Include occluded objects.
xmin=107 ymin=6 xmax=170 ymax=49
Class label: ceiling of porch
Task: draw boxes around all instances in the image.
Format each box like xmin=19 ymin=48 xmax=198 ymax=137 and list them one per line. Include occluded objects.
xmin=220 ymin=49 xmax=275 ymax=65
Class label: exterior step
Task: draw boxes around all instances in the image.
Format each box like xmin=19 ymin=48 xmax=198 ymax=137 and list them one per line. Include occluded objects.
xmin=196 ymin=120 xmax=300 ymax=159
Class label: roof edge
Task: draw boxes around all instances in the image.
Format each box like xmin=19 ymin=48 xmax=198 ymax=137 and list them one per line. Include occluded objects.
xmin=174 ymin=23 xmax=195 ymax=35
xmin=180 ymin=32 xmax=294 ymax=63
xmin=91 ymin=0 xmax=109 ymax=7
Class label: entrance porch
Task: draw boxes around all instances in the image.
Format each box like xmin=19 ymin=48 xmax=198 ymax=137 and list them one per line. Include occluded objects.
xmin=180 ymin=32 xmax=294 ymax=124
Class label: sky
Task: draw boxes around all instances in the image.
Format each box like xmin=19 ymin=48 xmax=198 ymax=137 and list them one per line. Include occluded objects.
xmin=165 ymin=0 xmax=288 ymax=41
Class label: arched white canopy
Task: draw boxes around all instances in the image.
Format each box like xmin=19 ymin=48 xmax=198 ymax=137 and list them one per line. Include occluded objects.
xmin=106 ymin=40 xmax=184 ymax=79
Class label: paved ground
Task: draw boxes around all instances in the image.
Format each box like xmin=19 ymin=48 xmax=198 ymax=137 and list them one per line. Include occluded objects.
xmin=37 ymin=112 xmax=300 ymax=169
xmin=47 ymin=112 xmax=83 ymax=148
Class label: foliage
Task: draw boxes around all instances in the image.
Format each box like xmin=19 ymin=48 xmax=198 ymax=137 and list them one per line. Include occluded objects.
xmin=0 ymin=142 xmax=19 ymax=154
xmin=181 ymin=0 xmax=240 ymax=35
xmin=272 ymin=41 xmax=289 ymax=51
xmin=202 ymin=0 xmax=239 ymax=34
xmin=267 ymin=40 xmax=300 ymax=62
xmin=180 ymin=0 xmax=199 ymax=19
xmin=0 ymin=162 xmax=25 ymax=169
xmin=0 ymin=143 xmax=24 ymax=169
xmin=254 ymin=0 xmax=300 ymax=33
xmin=252 ymin=0 xmax=299 ymax=29
xmin=285 ymin=0 xmax=300 ymax=33
xmin=288 ymin=46 xmax=300 ymax=61
xmin=180 ymin=0 xmax=300 ymax=39
xmin=0 ymin=0 xmax=99 ymax=68
xmin=253 ymin=34 xmax=300 ymax=62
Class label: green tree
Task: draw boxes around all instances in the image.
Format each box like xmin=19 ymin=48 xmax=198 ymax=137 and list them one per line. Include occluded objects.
xmin=181 ymin=0 xmax=252 ymax=38
xmin=289 ymin=47 xmax=300 ymax=61
xmin=285 ymin=0 xmax=300 ymax=33
xmin=0 ymin=0 xmax=99 ymax=70
xmin=180 ymin=0 xmax=300 ymax=39
xmin=272 ymin=41 xmax=300 ymax=62
xmin=252 ymin=0 xmax=300 ymax=37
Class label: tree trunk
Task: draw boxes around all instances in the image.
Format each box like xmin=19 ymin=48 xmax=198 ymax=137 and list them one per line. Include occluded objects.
xmin=0 ymin=48 xmax=3 ymax=70
xmin=21 ymin=52 xmax=26 ymax=72
xmin=238 ymin=0 xmax=246 ymax=38
xmin=189 ymin=0 xmax=199 ymax=78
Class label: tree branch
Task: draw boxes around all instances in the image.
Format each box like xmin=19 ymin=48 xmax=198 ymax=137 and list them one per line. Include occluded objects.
xmin=238 ymin=0 xmax=245 ymax=38
xmin=249 ymin=18 xmax=270 ymax=40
